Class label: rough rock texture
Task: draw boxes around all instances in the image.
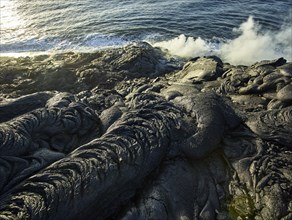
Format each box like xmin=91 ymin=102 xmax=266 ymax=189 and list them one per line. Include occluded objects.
xmin=0 ymin=43 xmax=180 ymax=98
xmin=0 ymin=43 xmax=291 ymax=220
xmin=179 ymin=56 xmax=224 ymax=83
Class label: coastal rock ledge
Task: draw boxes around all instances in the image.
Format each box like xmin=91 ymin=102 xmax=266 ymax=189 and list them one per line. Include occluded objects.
xmin=0 ymin=43 xmax=291 ymax=220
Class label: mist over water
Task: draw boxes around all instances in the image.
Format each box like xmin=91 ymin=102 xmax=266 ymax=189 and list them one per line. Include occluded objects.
xmin=153 ymin=16 xmax=292 ymax=65
xmin=220 ymin=17 xmax=292 ymax=65
xmin=0 ymin=0 xmax=291 ymax=64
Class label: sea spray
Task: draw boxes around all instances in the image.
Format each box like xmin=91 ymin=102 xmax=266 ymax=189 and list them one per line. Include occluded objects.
xmin=153 ymin=35 xmax=210 ymax=58
xmin=152 ymin=16 xmax=292 ymax=65
xmin=220 ymin=16 xmax=292 ymax=65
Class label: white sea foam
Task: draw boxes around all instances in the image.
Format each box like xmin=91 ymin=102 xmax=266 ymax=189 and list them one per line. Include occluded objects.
xmin=152 ymin=16 xmax=292 ymax=65
xmin=0 ymin=34 xmax=128 ymax=55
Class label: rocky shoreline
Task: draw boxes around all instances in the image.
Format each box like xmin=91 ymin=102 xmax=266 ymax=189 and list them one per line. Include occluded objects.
xmin=0 ymin=43 xmax=291 ymax=219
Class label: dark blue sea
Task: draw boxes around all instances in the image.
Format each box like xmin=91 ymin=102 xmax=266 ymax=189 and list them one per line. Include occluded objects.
xmin=0 ymin=0 xmax=291 ymax=64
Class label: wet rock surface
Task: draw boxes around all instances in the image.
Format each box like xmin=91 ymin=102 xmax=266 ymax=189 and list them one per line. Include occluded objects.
xmin=0 ymin=43 xmax=291 ymax=220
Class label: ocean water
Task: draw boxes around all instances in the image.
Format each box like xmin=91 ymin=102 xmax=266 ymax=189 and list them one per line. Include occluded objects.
xmin=0 ymin=0 xmax=291 ymax=64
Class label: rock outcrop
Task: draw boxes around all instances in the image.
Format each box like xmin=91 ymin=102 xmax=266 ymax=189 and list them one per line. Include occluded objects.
xmin=0 ymin=43 xmax=291 ymax=220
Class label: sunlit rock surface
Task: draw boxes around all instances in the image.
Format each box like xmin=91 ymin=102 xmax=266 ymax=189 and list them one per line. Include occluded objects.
xmin=0 ymin=43 xmax=291 ymax=220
